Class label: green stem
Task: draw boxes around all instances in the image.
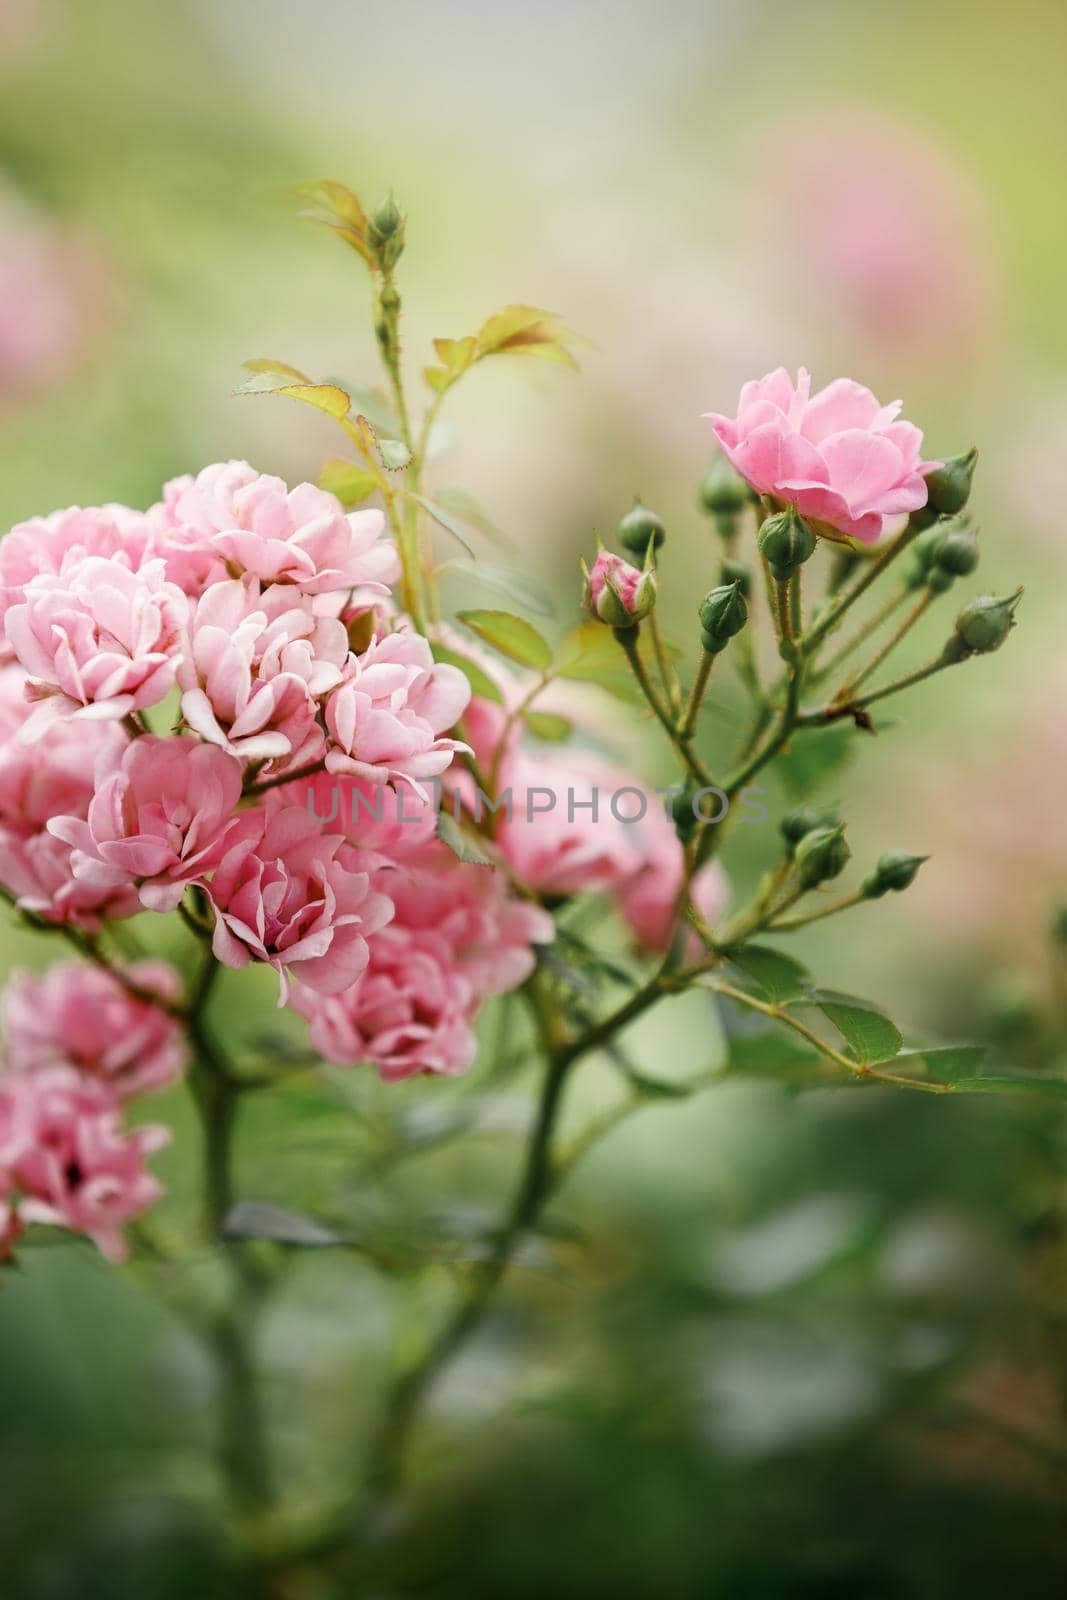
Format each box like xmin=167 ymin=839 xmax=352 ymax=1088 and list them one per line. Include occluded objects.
xmin=766 ymin=888 xmax=867 ymax=931
xmin=801 ymin=520 xmax=923 ymax=656
xmin=798 ymin=649 xmax=958 ymax=726
xmin=833 ymin=590 xmax=934 ymax=699
xmin=613 ymin=627 xmax=715 ymax=789
xmin=648 ymin=609 xmax=681 ymax=713
xmin=186 ymin=958 xmax=275 ymax=1516
xmin=678 ymin=648 xmax=715 ymax=741
xmin=813 ymin=585 xmax=910 ymax=684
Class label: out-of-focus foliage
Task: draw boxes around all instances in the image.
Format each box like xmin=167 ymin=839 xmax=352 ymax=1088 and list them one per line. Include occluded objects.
xmin=1 ymin=1 xmax=1066 ymax=1595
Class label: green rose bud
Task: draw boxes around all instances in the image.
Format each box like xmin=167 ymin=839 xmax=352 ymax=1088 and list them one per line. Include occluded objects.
xmin=905 ymin=525 xmax=947 ymax=588
xmin=582 ymin=551 xmax=657 ymax=628
xmin=861 ymin=850 xmax=929 ymax=898
xmin=699 ymin=460 xmax=749 ymax=523
xmin=718 ymin=558 xmax=751 ymax=597
xmin=368 ymin=196 xmax=406 ymax=271
xmin=952 ymin=589 xmax=1022 ymax=655
xmin=780 ymin=805 xmax=840 ymax=851
xmin=934 ymin=526 xmax=979 ymax=578
xmin=908 ymin=505 xmax=940 ymax=532
xmin=758 ymin=506 xmax=817 ymax=581
xmin=698 ymin=579 xmax=747 ymax=653
xmin=794 ymin=824 xmax=850 ymax=888
xmin=618 ymin=502 xmax=666 ymax=559
xmin=926 ymin=566 xmax=955 ymax=595
xmin=925 ymin=448 xmax=978 ymax=516
xmin=1050 ymin=904 xmax=1067 ymax=945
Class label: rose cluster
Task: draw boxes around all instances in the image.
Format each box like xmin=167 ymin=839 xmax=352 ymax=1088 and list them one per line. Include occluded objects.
xmin=0 ymin=459 xmax=720 ymax=1257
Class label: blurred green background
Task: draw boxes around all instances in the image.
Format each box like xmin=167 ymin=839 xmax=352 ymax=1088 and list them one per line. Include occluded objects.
xmin=1 ymin=1 xmax=1067 ymax=1595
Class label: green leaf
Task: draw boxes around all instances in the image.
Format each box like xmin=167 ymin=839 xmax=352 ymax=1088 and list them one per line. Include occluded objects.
xmin=318 ymin=458 xmax=380 ymax=506
xmin=295 ymin=178 xmax=374 ymax=266
xmin=430 ymin=644 xmax=503 ymax=704
xmin=408 ymin=493 xmax=476 ymax=557
xmin=456 ymin=608 xmax=553 ymax=671
xmin=775 ymin=724 xmax=855 ymax=799
xmin=243 ymin=356 xmax=312 ymax=382
xmin=435 ymin=486 xmax=512 ymax=550
xmin=436 ymin=809 xmax=495 ymax=866
xmin=439 ymin=558 xmax=556 ymax=618
xmin=948 ymin=1073 xmax=1067 ymax=1098
xmin=234 ymin=368 xmax=351 ymax=422
xmin=725 ymin=1031 xmax=835 ymax=1088
xmin=725 ymin=945 xmax=812 ymax=1005
xmin=523 ymin=709 xmax=573 ymax=743
xmin=377 ymin=437 xmax=412 ymax=471
xmin=806 ymin=989 xmax=903 ymax=1064
xmin=555 ymin=621 xmax=643 ymax=703
xmin=885 ymin=1045 xmax=987 ymax=1083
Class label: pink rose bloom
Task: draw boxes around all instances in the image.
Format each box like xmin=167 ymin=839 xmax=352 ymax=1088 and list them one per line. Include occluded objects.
xmin=152 ymin=460 xmax=400 ymax=598
xmin=48 ymin=735 xmax=243 ymax=914
xmin=5 ymin=554 xmax=188 ymax=735
xmin=178 ymin=577 xmax=346 ymax=765
xmin=2 ymin=961 xmax=185 ymax=1099
xmin=0 ymin=669 xmax=136 ymax=925
xmin=496 ymin=749 xmax=650 ymax=898
xmin=584 ymin=549 xmax=656 ymax=624
xmin=706 ymin=367 xmax=940 ymax=544
xmin=496 ymin=747 xmax=728 ymax=952
xmin=207 ymin=804 xmax=394 ymax=1001
xmin=324 ymin=629 xmax=471 ymax=794
xmin=0 ymin=1067 xmax=168 ymax=1261
xmin=291 ymin=849 xmax=552 ymax=1079
xmin=0 ymin=504 xmax=155 ymax=655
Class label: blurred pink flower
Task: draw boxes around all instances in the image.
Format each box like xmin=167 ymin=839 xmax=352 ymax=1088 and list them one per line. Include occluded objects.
xmin=0 ymin=666 xmax=136 ymax=926
xmin=151 ymin=461 xmax=400 ymax=598
xmin=178 ymin=577 xmax=346 ymax=765
xmin=48 ymin=734 xmax=243 ymax=914
xmin=756 ymin=113 xmax=1002 ymax=359
xmin=0 ymin=190 xmax=110 ymax=404
xmin=292 ymin=847 xmax=552 ymax=1079
xmin=2 ymin=961 xmax=185 ymax=1099
xmin=706 ymin=367 xmax=938 ymax=544
xmin=0 ymin=504 xmax=156 ymax=654
xmin=0 ymin=1067 xmax=167 ymax=1261
xmin=324 ymin=629 xmax=471 ymax=793
xmin=207 ymin=803 xmax=393 ymax=1000
xmin=5 ymin=554 xmax=188 ymax=735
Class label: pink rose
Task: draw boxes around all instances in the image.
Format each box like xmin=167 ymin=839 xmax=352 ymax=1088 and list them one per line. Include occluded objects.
xmin=0 ymin=668 xmax=137 ymax=926
xmin=48 ymin=735 xmax=243 ymax=914
xmin=207 ymin=804 xmax=394 ymax=1001
xmin=2 ymin=960 xmax=185 ymax=1099
xmin=5 ymin=554 xmax=188 ymax=734
xmin=0 ymin=1067 xmax=168 ymax=1261
xmin=0 ymin=503 xmax=156 ymax=653
xmin=706 ymin=367 xmax=941 ymax=544
xmin=152 ymin=460 xmax=400 ymax=597
xmin=178 ymin=577 xmax=346 ymax=765
xmin=584 ymin=550 xmax=656 ymax=625
xmin=324 ymin=629 xmax=471 ymax=794
xmin=291 ymin=848 xmax=552 ymax=1080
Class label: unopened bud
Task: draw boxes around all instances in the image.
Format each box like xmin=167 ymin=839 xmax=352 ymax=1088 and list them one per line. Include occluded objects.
xmin=925 ymin=448 xmax=978 ymax=516
xmin=368 ymin=196 xmax=406 ymax=270
xmin=794 ymin=824 xmax=850 ymax=888
xmin=780 ymin=805 xmax=839 ymax=851
xmin=719 ymin=558 xmax=751 ymax=597
xmin=934 ymin=526 xmax=979 ymax=578
xmin=618 ymin=502 xmax=666 ymax=559
xmin=758 ymin=506 xmax=817 ymax=581
xmin=698 ymin=580 xmax=747 ymax=654
xmin=862 ymin=850 xmax=928 ymax=898
xmin=699 ymin=459 xmax=749 ymax=528
xmin=582 ymin=550 xmax=656 ymax=628
xmin=952 ymin=589 xmax=1022 ymax=656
